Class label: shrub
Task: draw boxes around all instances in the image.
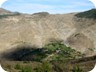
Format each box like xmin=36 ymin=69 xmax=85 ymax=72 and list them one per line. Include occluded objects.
xmin=14 ymin=64 xmax=21 ymax=70
xmin=72 ymin=66 xmax=83 ymax=72
xmin=34 ymin=61 xmax=53 ymax=72
xmin=20 ymin=66 xmax=33 ymax=72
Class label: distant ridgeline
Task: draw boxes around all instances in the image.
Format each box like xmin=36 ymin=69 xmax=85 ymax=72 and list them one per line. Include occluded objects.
xmin=32 ymin=12 xmax=49 ymax=16
xmin=75 ymin=9 xmax=96 ymax=19
xmin=0 ymin=8 xmax=20 ymax=19
xmin=0 ymin=12 xmax=21 ymax=19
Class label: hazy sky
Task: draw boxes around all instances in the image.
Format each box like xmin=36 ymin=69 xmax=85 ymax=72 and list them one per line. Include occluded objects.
xmin=1 ymin=0 xmax=95 ymax=14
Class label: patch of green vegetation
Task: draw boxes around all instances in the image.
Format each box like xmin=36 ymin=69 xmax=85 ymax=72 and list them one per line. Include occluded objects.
xmin=14 ymin=63 xmax=21 ymax=70
xmin=44 ymin=40 xmax=83 ymax=60
xmin=88 ymin=48 xmax=95 ymax=52
xmin=20 ymin=66 xmax=33 ymax=72
xmin=2 ymin=55 xmax=96 ymax=72
xmin=71 ymin=65 xmax=83 ymax=72
xmin=3 ymin=39 xmax=93 ymax=72
xmin=14 ymin=61 xmax=53 ymax=72
xmin=34 ymin=61 xmax=54 ymax=72
xmin=0 ymin=12 xmax=20 ymax=19
xmin=75 ymin=9 xmax=96 ymax=19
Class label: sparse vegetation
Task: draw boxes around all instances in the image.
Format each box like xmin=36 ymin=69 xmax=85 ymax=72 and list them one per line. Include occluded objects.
xmin=1 ymin=40 xmax=89 ymax=72
xmin=1 ymin=39 xmax=94 ymax=72
xmin=34 ymin=61 xmax=53 ymax=72
xmin=75 ymin=9 xmax=96 ymax=19
xmin=71 ymin=66 xmax=83 ymax=72
xmin=1 ymin=55 xmax=96 ymax=72
xmin=33 ymin=12 xmax=49 ymax=16
xmin=20 ymin=66 xmax=33 ymax=72
xmin=88 ymin=48 xmax=95 ymax=52
xmin=15 ymin=64 xmax=21 ymax=70
xmin=44 ymin=40 xmax=83 ymax=60
xmin=0 ymin=13 xmax=20 ymax=19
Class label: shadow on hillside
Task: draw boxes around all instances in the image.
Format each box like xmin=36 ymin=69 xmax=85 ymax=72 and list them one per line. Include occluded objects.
xmin=0 ymin=46 xmax=48 ymax=61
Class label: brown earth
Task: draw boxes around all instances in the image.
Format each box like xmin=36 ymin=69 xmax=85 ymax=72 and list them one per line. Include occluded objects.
xmin=0 ymin=8 xmax=96 ymax=57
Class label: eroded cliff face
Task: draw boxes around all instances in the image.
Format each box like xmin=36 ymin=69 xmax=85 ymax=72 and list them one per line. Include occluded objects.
xmin=0 ymin=9 xmax=96 ymax=56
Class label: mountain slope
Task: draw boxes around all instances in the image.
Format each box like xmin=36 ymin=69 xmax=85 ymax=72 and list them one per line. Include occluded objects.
xmin=0 ymin=8 xmax=96 ymax=57
xmin=0 ymin=8 xmax=12 ymax=15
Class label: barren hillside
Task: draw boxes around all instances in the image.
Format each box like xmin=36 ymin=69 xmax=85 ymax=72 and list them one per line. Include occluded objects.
xmin=0 ymin=8 xmax=96 ymax=57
